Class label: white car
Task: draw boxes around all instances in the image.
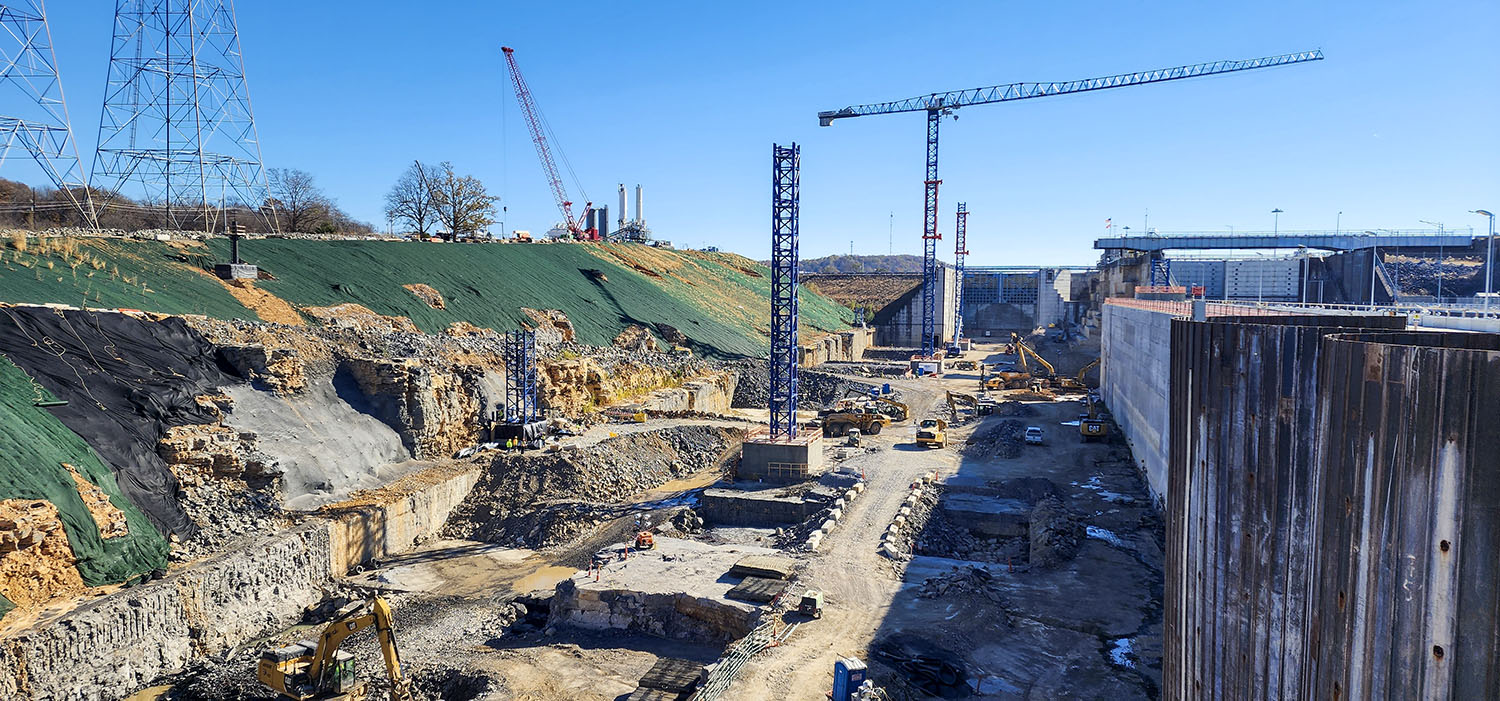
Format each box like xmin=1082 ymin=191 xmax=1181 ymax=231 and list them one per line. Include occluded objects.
xmin=1024 ymin=426 xmax=1045 ymax=445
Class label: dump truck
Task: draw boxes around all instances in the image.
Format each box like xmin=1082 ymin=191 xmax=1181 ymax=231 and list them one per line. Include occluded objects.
xmin=258 ymin=596 xmax=413 ymax=701
xmin=916 ymin=418 xmax=947 ymax=448
xmin=820 ymin=405 xmax=890 ymax=437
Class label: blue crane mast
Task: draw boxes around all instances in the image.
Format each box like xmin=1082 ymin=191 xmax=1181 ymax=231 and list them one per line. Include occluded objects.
xmin=817 ymin=50 xmax=1324 ymax=358
xmin=950 ymin=203 xmax=968 ymax=355
xmin=769 ymin=143 xmax=800 ymax=439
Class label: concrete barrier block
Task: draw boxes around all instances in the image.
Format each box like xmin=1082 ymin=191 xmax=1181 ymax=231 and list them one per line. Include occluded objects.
xmin=828 ymin=508 xmax=842 ymax=521
xmin=820 ymin=520 xmax=836 ymax=534
xmin=899 ymin=506 xmax=911 ymax=518
xmin=894 ymin=515 xmax=906 ymax=526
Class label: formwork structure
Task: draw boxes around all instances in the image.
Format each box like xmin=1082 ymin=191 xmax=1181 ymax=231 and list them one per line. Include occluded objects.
xmin=1163 ymin=315 xmax=1499 ymax=700
xmin=91 ymin=0 xmax=272 ymax=231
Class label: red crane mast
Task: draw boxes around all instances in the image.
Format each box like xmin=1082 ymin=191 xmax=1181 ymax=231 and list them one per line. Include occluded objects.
xmin=501 ymin=46 xmax=596 ymax=240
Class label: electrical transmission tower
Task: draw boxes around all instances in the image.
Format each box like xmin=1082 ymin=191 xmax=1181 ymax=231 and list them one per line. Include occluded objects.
xmin=769 ymin=143 xmax=800 ymax=440
xmin=91 ymin=0 xmax=274 ymax=232
xmin=0 ymin=1 xmax=97 ymax=225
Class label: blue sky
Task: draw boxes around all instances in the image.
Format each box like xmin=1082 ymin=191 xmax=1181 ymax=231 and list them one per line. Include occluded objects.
xmin=12 ymin=1 xmax=1500 ymax=265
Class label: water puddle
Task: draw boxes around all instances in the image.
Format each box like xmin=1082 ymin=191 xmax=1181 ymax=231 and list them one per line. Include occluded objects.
xmin=1086 ymin=525 xmax=1128 ymax=548
xmin=1108 ymin=637 xmax=1136 ymax=668
xmin=512 ymin=564 xmax=576 ymax=593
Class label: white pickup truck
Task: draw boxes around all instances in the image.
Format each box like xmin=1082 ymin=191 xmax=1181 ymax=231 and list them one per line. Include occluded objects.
xmin=1024 ymin=426 xmax=1045 ymax=445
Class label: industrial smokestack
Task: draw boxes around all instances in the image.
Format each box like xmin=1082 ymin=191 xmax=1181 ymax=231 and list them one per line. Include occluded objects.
xmin=598 ymin=205 xmax=609 ymax=239
xmin=635 ymin=184 xmax=644 ymax=226
xmin=618 ymin=184 xmax=627 ymax=229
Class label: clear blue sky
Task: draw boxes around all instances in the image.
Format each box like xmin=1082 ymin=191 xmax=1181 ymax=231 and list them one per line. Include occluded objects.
xmin=14 ymin=1 xmax=1500 ymax=265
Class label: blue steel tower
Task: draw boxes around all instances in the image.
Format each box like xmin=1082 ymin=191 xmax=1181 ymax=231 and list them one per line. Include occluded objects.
xmin=919 ymin=109 xmax=942 ymax=356
xmin=953 ymin=202 xmax=968 ymax=347
xmin=1150 ymin=256 xmax=1172 ymax=286
xmin=503 ymin=330 xmax=537 ymax=424
xmin=769 ymin=143 xmax=800 ymax=439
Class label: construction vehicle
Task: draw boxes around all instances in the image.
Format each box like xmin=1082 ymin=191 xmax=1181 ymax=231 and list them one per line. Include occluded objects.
xmin=257 ymin=596 xmax=413 ymax=701
xmin=1079 ymin=393 xmax=1109 ymax=442
xmin=603 ymin=406 xmax=647 ymax=423
xmin=1066 ymin=357 xmax=1102 ymax=391
xmin=502 ymin=47 xmax=599 ymax=241
xmin=946 ymin=391 xmax=979 ymax=420
xmin=1024 ymin=426 xmax=1045 ymax=445
xmin=820 ymin=404 xmax=890 ymax=437
xmin=634 ymin=531 xmax=656 ymax=550
xmin=834 ymin=388 xmax=909 ymax=423
xmin=671 ymin=346 xmax=692 ymax=358
xmin=915 ymin=418 xmax=947 ymax=449
xmin=799 ymin=590 xmax=825 ymax=619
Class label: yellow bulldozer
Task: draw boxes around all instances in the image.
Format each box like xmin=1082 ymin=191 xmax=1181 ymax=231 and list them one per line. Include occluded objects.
xmin=258 ymin=596 xmax=413 ymax=701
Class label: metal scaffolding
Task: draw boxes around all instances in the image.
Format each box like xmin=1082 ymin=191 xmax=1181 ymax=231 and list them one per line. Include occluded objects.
xmin=90 ymin=0 xmax=273 ymax=232
xmin=769 ymin=143 xmax=800 ymax=440
xmin=1150 ymin=256 xmax=1172 ymax=286
xmin=953 ymin=202 xmax=968 ymax=345
xmin=0 ymin=1 xmax=97 ymax=225
xmin=503 ymin=329 xmax=537 ymax=424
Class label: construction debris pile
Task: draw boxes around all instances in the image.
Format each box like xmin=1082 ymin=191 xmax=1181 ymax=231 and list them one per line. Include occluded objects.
xmin=914 ymin=508 xmax=1028 ymax=566
xmin=730 ymin=363 xmax=878 ymax=409
xmin=443 ymin=425 xmax=744 ymax=548
xmin=962 ymin=419 xmax=1026 ymax=460
xmin=1383 ymin=254 xmax=1487 ymax=297
xmin=917 ymin=565 xmax=1012 ymax=607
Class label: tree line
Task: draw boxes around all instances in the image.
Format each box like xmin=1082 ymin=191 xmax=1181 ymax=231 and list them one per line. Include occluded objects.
xmin=0 ymin=169 xmax=373 ymax=235
xmin=383 ymin=161 xmax=499 ymax=240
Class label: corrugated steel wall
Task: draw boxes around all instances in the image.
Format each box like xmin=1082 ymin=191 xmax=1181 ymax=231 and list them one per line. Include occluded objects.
xmin=1312 ymin=331 xmax=1500 ymax=699
xmin=1163 ymin=314 xmax=1409 ymax=700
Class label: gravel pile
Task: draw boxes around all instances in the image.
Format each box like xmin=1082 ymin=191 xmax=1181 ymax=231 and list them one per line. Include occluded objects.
xmin=1029 ymin=495 xmax=1083 ymax=569
xmin=918 ymin=565 xmax=1012 ymax=608
xmin=991 ymin=401 xmax=1037 ymax=417
xmin=963 ymin=419 xmax=1026 ymax=460
xmin=729 ymin=361 xmax=880 ymax=409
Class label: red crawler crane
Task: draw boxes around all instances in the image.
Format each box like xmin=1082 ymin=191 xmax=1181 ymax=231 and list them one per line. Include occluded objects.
xmin=501 ymin=46 xmax=597 ymax=241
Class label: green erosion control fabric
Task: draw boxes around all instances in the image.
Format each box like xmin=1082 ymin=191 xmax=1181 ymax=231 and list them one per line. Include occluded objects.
xmin=0 ymin=236 xmax=853 ymax=357
xmin=0 ymin=592 xmax=13 ymax=620
xmin=199 ymin=238 xmax=853 ymax=358
xmin=0 ymin=356 xmax=168 ymax=586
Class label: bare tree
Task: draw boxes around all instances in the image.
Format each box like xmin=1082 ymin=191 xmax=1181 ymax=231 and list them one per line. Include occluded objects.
xmin=265 ymin=168 xmax=334 ymax=233
xmin=430 ymin=162 xmax=498 ymax=240
xmin=384 ymin=160 xmax=441 ymax=237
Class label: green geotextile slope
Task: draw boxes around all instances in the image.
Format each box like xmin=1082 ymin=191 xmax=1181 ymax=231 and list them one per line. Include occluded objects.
xmin=0 ymin=357 xmax=168 ymax=587
xmin=0 ymin=236 xmax=854 ymax=358
xmin=0 ymin=237 xmax=250 ymax=318
xmin=0 ymin=593 xmax=12 ymax=619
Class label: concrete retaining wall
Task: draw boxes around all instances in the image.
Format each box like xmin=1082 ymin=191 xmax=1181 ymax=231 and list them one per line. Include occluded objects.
xmin=700 ymin=488 xmax=825 ymax=526
xmin=798 ymin=328 xmax=874 ymax=367
xmin=1101 ymin=301 xmax=1175 ymax=503
xmin=0 ymin=463 xmax=481 ymax=701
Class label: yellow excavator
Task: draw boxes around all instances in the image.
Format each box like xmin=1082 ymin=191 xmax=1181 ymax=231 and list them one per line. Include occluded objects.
xmin=258 ymin=596 xmax=414 ymax=701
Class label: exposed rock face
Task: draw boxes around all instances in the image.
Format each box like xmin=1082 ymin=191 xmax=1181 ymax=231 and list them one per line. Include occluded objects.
xmin=339 ymin=358 xmax=484 ymax=459
xmin=520 ymin=308 xmax=576 ymax=345
xmin=613 ymin=325 xmax=659 ymax=352
xmin=0 ymin=500 xmax=85 ymax=610
xmin=402 ymin=283 xmax=446 ymax=309
xmin=218 ymin=344 xmax=308 ymax=395
xmin=551 ymin=577 xmax=755 ymax=643
xmin=63 ymin=465 xmax=129 ymax=540
xmin=157 ymin=424 xmax=280 ymax=479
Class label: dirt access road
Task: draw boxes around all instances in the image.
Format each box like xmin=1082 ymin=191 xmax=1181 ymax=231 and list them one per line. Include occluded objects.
xmin=730 ymin=343 xmax=1162 ymax=700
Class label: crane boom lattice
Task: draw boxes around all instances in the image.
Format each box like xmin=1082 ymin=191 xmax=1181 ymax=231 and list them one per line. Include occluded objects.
xmin=817 ymin=49 xmax=1324 ymax=361
xmin=501 ymin=46 xmax=594 ymax=240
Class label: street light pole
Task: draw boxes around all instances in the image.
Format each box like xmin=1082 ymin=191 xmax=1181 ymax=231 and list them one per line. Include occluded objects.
xmin=1474 ymin=210 xmax=1495 ymax=313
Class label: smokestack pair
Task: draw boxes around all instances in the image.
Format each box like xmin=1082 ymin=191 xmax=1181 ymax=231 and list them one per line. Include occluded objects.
xmin=616 ymin=183 xmax=645 ymax=227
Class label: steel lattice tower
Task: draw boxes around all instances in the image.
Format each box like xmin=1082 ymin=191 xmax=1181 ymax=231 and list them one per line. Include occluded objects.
xmin=953 ymin=202 xmax=968 ymax=346
xmin=919 ymin=109 xmax=942 ymax=356
xmin=0 ymin=1 xmax=96 ymax=224
xmin=1150 ymin=256 xmax=1171 ymax=286
xmin=90 ymin=0 xmax=272 ymax=231
xmin=769 ymin=143 xmax=800 ymax=440
xmin=503 ymin=330 xmax=537 ymax=424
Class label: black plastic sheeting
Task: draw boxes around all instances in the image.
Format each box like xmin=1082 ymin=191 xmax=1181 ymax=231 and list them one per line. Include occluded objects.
xmin=0 ymin=306 xmax=240 ymax=538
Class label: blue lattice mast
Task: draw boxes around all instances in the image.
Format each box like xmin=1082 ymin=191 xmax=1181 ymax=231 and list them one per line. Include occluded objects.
xmin=1149 ymin=256 xmax=1172 ymax=287
xmin=503 ymin=330 xmax=537 ymax=424
xmin=953 ymin=202 xmax=968 ymax=347
xmin=769 ymin=143 xmax=800 ymax=440
xmin=919 ymin=109 xmax=941 ymax=356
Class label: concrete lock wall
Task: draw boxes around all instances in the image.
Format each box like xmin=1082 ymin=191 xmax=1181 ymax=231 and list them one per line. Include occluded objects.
xmin=798 ymin=328 xmax=874 ymax=367
xmin=0 ymin=465 xmax=482 ymax=700
xmin=1160 ymin=315 xmax=1467 ymax=701
xmin=1101 ymin=301 xmax=1176 ymax=503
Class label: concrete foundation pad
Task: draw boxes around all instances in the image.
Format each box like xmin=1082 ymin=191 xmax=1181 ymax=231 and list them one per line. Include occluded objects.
xmin=738 ymin=432 xmax=825 ymax=482
xmin=940 ymin=493 xmax=1033 ymax=538
xmin=700 ymin=483 xmax=834 ymax=526
xmin=551 ymin=538 xmax=782 ymax=643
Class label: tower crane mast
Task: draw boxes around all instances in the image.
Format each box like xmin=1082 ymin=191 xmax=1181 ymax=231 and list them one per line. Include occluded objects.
xmin=818 ymin=50 xmax=1324 ymax=357
xmin=502 ymin=46 xmax=597 ymax=241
